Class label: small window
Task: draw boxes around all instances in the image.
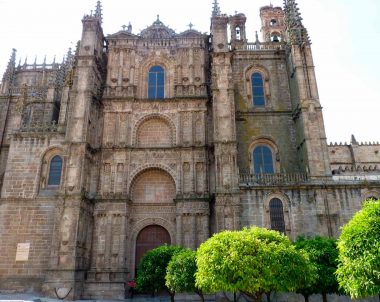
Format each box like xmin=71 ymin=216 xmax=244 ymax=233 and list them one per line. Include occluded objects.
xmin=235 ymin=26 xmax=241 ymax=40
xmin=48 ymin=155 xmax=62 ymax=186
xmin=251 ymin=73 xmax=265 ymax=107
xmin=269 ymin=198 xmax=285 ymax=233
xmin=271 ymin=32 xmax=281 ymax=42
xmin=148 ymin=65 xmax=165 ymax=99
xmin=252 ymin=145 xmax=274 ymax=174
xmin=270 ymin=19 xmax=277 ymax=26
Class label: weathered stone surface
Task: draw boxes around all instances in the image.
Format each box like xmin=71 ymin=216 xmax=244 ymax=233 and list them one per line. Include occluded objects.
xmin=0 ymin=3 xmax=379 ymax=301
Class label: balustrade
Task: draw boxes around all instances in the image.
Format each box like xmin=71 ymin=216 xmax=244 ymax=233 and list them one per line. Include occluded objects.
xmin=240 ymin=172 xmax=309 ymax=186
xmin=234 ymin=42 xmax=285 ymax=51
xmin=104 ymin=85 xmax=137 ymax=98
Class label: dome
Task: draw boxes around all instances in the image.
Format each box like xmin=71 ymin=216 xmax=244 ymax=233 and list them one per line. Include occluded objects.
xmin=140 ymin=15 xmax=176 ymax=39
xmin=177 ymin=29 xmax=205 ymax=38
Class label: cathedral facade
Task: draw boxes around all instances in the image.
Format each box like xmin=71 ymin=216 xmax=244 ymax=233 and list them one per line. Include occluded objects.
xmin=0 ymin=0 xmax=379 ymax=299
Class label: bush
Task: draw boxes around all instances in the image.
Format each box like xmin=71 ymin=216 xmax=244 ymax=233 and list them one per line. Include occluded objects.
xmin=336 ymin=200 xmax=380 ymax=299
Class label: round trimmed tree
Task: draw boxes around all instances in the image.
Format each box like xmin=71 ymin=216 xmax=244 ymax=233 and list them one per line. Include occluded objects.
xmin=336 ymin=199 xmax=380 ymax=299
xmin=196 ymin=227 xmax=316 ymax=302
xmin=166 ymin=249 xmax=205 ymax=302
xmin=135 ymin=244 xmax=185 ymax=301
xmin=295 ymin=236 xmax=340 ymax=302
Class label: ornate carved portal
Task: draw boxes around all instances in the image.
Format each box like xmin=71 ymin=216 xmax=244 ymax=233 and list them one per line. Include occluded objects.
xmin=135 ymin=225 xmax=171 ymax=272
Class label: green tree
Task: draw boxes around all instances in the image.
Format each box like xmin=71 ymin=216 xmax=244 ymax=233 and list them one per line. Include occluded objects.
xmin=196 ymin=227 xmax=316 ymax=302
xmin=295 ymin=236 xmax=340 ymax=302
xmin=135 ymin=245 xmax=185 ymax=302
xmin=166 ymin=249 xmax=205 ymax=302
xmin=336 ymin=199 xmax=380 ymax=299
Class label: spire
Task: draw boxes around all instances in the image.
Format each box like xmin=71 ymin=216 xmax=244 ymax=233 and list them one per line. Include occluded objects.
xmin=7 ymin=49 xmax=17 ymax=70
xmin=283 ymin=0 xmax=310 ymax=45
xmin=94 ymin=0 xmax=103 ymax=23
xmin=2 ymin=48 xmax=17 ymax=83
xmin=212 ymin=0 xmax=221 ymax=17
xmin=65 ymin=48 xmax=74 ymax=68
xmin=351 ymin=134 xmax=358 ymax=145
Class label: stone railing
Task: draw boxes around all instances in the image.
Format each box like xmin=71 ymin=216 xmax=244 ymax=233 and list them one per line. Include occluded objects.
xmin=104 ymin=85 xmax=137 ymax=98
xmin=235 ymin=42 xmax=286 ymax=51
xmin=240 ymin=173 xmax=309 ymax=186
xmin=20 ymin=120 xmax=58 ymax=133
xmin=17 ymin=63 xmax=60 ymax=71
xmin=8 ymin=86 xmax=48 ymax=100
xmin=174 ymin=84 xmax=207 ymax=98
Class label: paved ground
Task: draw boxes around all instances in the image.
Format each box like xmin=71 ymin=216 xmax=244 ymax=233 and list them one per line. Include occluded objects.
xmin=0 ymin=293 xmax=173 ymax=302
xmin=0 ymin=292 xmax=212 ymax=302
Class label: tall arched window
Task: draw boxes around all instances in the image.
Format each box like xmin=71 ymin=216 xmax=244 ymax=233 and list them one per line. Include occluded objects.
xmin=269 ymin=198 xmax=285 ymax=233
xmin=251 ymin=72 xmax=265 ymax=107
xmin=148 ymin=65 xmax=165 ymax=99
xmin=252 ymin=145 xmax=274 ymax=174
xmin=48 ymin=155 xmax=62 ymax=186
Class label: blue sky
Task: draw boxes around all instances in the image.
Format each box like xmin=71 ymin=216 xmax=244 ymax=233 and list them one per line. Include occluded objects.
xmin=0 ymin=0 xmax=379 ymax=143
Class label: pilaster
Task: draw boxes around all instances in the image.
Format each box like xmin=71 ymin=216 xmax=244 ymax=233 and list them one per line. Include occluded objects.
xmin=44 ymin=7 xmax=106 ymax=299
xmin=211 ymin=14 xmax=241 ymax=232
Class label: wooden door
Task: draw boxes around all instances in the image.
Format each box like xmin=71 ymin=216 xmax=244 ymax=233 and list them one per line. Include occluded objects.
xmin=135 ymin=225 xmax=171 ymax=271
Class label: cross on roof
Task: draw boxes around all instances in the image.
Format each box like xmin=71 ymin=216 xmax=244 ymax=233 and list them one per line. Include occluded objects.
xmin=188 ymin=22 xmax=194 ymax=30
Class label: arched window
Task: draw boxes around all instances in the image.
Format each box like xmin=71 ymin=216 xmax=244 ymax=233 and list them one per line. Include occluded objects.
xmin=251 ymin=72 xmax=265 ymax=107
xmin=148 ymin=65 xmax=165 ymax=99
xmin=269 ymin=198 xmax=285 ymax=233
xmin=271 ymin=32 xmax=281 ymax=42
xmin=48 ymin=155 xmax=62 ymax=186
xmin=235 ymin=26 xmax=241 ymax=40
xmin=252 ymin=145 xmax=274 ymax=174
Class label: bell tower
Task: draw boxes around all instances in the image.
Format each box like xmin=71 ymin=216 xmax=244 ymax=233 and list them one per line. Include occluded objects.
xmin=260 ymin=5 xmax=285 ymax=42
xmin=229 ymin=13 xmax=247 ymax=49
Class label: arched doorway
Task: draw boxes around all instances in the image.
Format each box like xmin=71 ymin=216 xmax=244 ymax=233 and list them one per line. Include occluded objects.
xmin=135 ymin=225 xmax=171 ymax=272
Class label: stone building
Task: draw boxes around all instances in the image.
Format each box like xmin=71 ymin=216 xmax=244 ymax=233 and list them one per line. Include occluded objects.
xmin=0 ymin=0 xmax=379 ymax=299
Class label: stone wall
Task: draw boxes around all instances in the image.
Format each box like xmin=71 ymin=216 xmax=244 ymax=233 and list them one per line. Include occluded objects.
xmin=0 ymin=197 xmax=57 ymax=292
xmin=233 ymin=52 xmax=300 ymax=174
xmin=240 ymin=184 xmax=368 ymax=240
xmin=329 ymin=142 xmax=380 ymax=170
xmin=1 ymin=134 xmax=65 ymax=198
